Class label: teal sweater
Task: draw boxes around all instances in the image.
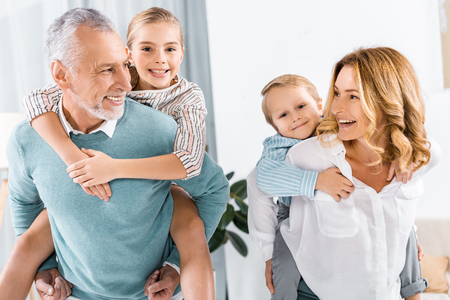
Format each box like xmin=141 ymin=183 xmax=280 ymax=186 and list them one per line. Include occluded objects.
xmin=7 ymin=99 xmax=229 ymax=300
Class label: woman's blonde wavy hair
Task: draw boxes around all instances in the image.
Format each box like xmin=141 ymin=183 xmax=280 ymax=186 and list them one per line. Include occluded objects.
xmin=126 ymin=7 xmax=184 ymax=88
xmin=317 ymin=47 xmax=430 ymax=172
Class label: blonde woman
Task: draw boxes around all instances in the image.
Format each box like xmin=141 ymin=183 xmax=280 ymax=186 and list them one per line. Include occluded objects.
xmin=248 ymin=47 xmax=440 ymax=299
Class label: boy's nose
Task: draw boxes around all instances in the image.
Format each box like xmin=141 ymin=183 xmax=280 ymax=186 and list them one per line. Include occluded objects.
xmin=293 ymin=115 xmax=301 ymax=122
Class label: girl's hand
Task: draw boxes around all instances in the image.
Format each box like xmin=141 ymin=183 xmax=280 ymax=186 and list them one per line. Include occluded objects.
xmin=315 ymin=167 xmax=355 ymax=202
xmin=387 ymin=161 xmax=417 ymax=184
xmin=67 ymin=149 xmax=117 ymax=188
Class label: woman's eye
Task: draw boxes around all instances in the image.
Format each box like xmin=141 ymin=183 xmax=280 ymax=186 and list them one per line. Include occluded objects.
xmin=334 ymin=91 xmax=340 ymax=97
xmin=350 ymin=95 xmax=359 ymax=100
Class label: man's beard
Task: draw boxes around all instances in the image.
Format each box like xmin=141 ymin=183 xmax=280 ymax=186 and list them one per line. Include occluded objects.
xmin=69 ymin=89 xmax=124 ymax=121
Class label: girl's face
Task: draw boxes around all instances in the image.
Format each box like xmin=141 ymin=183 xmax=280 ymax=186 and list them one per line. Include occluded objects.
xmin=128 ymin=22 xmax=184 ymax=90
xmin=331 ymin=66 xmax=370 ymax=142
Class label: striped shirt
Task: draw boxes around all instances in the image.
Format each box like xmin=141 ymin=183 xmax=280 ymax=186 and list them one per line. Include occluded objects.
xmin=22 ymin=77 xmax=206 ymax=179
xmin=255 ymin=134 xmax=318 ymax=206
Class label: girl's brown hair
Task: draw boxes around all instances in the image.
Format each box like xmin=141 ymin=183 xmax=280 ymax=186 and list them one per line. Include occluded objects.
xmin=126 ymin=7 xmax=184 ymax=88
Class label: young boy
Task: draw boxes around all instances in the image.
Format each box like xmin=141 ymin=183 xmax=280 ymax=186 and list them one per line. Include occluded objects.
xmin=250 ymin=74 xmax=427 ymax=300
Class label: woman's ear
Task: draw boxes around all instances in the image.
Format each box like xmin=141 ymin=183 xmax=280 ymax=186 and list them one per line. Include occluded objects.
xmin=51 ymin=60 xmax=69 ymax=89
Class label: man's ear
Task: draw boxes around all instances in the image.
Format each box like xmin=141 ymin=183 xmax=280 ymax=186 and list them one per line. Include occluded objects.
xmin=51 ymin=60 xmax=70 ymax=89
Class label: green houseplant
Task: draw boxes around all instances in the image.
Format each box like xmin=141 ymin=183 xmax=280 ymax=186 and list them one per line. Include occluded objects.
xmin=208 ymin=172 xmax=249 ymax=256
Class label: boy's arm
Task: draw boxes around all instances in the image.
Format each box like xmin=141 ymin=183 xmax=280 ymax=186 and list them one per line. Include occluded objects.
xmin=256 ymin=156 xmax=318 ymax=198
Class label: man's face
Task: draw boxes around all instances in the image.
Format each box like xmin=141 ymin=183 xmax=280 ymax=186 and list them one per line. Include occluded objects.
xmin=66 ymin=26 xmax=132 ymax=122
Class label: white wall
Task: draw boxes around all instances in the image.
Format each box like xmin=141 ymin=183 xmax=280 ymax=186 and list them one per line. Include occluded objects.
xmin=205 ymin=0 xmax=449 ymax=299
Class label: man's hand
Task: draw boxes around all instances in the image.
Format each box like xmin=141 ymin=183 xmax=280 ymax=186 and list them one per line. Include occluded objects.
xmin=35 ymin=268 xmax=73 ymax=300
xmin=144 ymin=265 xmax=180 ymax=300
xmin=315 ymin=167 xmax=355 ymax=201
xmin=265 ymin=259 xmax=274 ymax=294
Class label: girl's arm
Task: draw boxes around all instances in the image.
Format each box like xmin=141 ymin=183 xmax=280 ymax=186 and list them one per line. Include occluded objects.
xmin=0 ymin=210 xmax=56 ymax=300
xmin=67 ymin=84 xmax=207 ymax=184
xmin=22 ymin=86 xmax=111 ymax=201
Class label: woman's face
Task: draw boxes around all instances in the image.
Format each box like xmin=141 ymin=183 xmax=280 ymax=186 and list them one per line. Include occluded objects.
xmin=331 ymin=66 xmax=369 ymax=142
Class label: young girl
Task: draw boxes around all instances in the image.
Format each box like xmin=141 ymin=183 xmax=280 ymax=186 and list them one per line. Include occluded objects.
xmin=0 ymin=7 xmax=213 ymax=300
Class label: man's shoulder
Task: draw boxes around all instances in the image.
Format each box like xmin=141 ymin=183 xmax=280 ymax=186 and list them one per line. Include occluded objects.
xmin=9 ymin=120 xmax=37 ymax=144
xmin=121 ymin=98 xmax=177 ymax=130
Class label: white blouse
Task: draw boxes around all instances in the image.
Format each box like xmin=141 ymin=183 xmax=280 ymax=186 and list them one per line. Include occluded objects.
xmin=248 ymin=134 xmax=441 ymax=300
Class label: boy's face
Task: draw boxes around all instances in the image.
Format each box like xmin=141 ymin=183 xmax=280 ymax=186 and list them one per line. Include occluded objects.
xmin=265 ymin=86 xmax=323 ymax=139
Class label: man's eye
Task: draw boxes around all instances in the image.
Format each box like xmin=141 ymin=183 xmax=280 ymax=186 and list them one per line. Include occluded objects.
xmin=103 ymin=68 xmax=113 ymax=73
xmin=124 ymin=62 xmax=130 ymax=69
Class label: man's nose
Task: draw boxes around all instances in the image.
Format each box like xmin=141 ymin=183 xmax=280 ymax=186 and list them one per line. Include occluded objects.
xmin=114 ymin=65 xmax=132 ymax=92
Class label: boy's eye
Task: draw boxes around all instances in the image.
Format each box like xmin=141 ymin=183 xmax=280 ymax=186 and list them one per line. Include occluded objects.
xmin=297 ymin=104 xmax=305 ymax=109
xmin=279 ymin=113 xmax=287 ymax=118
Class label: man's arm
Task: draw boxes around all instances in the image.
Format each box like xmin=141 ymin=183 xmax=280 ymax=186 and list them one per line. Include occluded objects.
xmin=7 ymin=126 xmax=58 ymax=271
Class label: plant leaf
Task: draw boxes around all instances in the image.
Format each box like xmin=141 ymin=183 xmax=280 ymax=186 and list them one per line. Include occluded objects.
xmin=226 ymin=230 xmax=248 ymax=257
xmin=233 ymin=211 xmax=249 ymax=233
xmin=218 ymin=204 xmax=235 ymax=230
xmin=234 ymin=197 xmax=248 ymax=214
xmin=230 ymin=179 xmax=247 ymax=201
xmin=226 ymin=172 xmax=234 ymax=181
xmin=208 ymin=228 xmax=227 ymax=253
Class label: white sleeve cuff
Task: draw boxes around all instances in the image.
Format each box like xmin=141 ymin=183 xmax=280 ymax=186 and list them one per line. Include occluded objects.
xmin=163 ymin=261 xmax=181 ymax=274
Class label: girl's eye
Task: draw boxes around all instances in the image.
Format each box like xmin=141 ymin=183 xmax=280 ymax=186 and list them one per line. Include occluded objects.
xmin=142 ymin=47 xmax=152 ymax=52
xmin=166 ymin=47 xmax=176 ymax=52
xmin=280 ymin=113 xmax=287 ymax=118
xmin=297 ymin=104 xmax=305 ymax=109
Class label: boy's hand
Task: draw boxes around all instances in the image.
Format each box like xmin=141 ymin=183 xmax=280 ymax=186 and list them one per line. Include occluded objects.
xmin=387 ymin=161 xmax=417 ymax=184
xmin=315 ymin=167 xmax=354 ymax=202
xmin=67 ymin=149 xmax=117 ymax=189
xmin=265 ymin=259 xmax=274 ymax=294
xmin=144 ymin=266 xmax=180 ymax=300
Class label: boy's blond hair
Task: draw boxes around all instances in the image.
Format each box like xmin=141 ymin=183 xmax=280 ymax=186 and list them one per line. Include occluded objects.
xmin=261 ymin=74 xmax=321 ymax=131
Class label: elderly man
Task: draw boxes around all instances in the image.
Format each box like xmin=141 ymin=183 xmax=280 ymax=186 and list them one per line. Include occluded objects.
xmin=6 ymin=8 xmax=228 ymax=300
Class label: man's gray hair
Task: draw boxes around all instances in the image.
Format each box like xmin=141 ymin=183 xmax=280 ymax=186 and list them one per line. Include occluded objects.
xmin=45 ymin=8 xmax=115 ymax=71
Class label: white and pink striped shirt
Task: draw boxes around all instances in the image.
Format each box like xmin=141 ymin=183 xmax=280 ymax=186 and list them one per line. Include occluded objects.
xmin=22 ymin=76 xmax=207 ymax=179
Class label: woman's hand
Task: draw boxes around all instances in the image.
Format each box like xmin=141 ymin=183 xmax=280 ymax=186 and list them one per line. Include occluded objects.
xmin=67 ymin=149 xmax=117 ymax=189
xmin=316 ymin=167 xmax=355 ymax=201
xmin=265 ymin=259 xmax=274 ymax=294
